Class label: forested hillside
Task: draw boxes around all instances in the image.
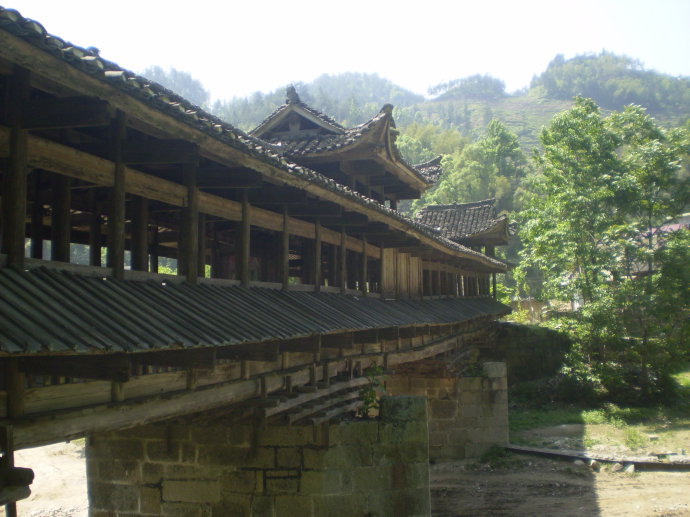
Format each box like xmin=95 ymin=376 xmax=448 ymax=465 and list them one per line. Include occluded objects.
xmin=202 ymin=52 xmax=689 ymax=152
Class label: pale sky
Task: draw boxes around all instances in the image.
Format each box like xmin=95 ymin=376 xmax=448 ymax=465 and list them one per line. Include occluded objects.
xmin=8 ymin=0 xmax=690 ymax=102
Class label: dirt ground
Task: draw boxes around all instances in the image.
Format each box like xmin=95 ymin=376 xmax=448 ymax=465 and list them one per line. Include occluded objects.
xmin=431 ymin=456 xmax=690 ymax=517
xmin=4 ymin=433 xmax=690 ymax=516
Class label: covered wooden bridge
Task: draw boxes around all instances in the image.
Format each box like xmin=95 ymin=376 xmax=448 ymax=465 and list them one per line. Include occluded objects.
xmin=0 ymin=7 xmax=510 ymax=515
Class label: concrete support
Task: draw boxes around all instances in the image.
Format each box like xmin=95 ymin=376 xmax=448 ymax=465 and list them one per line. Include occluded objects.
xmin=387 ymin=361 xmax=508 ymax=462
xmin=86 ymin=396 xmax=430 ymax=517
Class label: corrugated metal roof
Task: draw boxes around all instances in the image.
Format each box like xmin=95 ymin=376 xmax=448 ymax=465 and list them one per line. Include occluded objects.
xmin=0 ymin=267 xmax=509 ymax=355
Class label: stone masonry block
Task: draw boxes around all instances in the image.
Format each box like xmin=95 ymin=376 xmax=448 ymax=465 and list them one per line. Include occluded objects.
xmin=140 ymin=486 xmax=162 ymax=514
xmin=329 ymin=420 xmax=379 ymax=445
xmin=352 ymin=465 xmax=391 ymax=492
xmin=160 ymin=501 xmax=205 ymax=517
xmin=483 ymin=361 xmax=506 ymax=378
xmin=312 ymin=494 xmax=364 ymax=517
xmin=429 ymin=399 xmax=458 ymax=419
xmin=459 ymin=391 xmax=481 ymax=405
xmin=89 ymin=482 xmax=139 ymax=512
xmin=146 ymin=440 xmax=180 ymax=463
xmin=276 ymin=447 xmax=302 ymax=469
xmin=257 ymin=425 xmax=315 ymax=447
xmin=275 ymin=495 xmax=313 ymax=517
xmin=88 ymin=438 xmax=144 ymax=461
xmin=220 ymin=470 xmax=258 ymax=493
xmin=251 ymin=495 xmax=275 ymax=517
xmin=379 ymin=396 xmax=427 ymax=423
xmin=300 ymin=469 xmax=342 ymax=495
xmin=96 ymin=460 xmax=139 ymax=483
xmin=197 ymin=445 xmax=251 ymax=467
xmin=162 ymin=479 xmax=221 ymax=503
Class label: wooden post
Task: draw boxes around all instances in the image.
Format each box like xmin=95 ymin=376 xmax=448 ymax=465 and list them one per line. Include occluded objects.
xmin=88 ymin=190 xmax=102 ymax=267
xmin=492 ymin=273 xmax=497 ymax=299
xmin=180 ymin=163 xmax=199 ymax=283
xmin=51 ymin=174 xmax=71 ymax=262
xmin=108 ymin=110 xmax=127 ymax=280
xmin=339 ymin=229 xmax=347 ymax=294
xmin=240 ymin=190 xmax=250 ymax=288
xmin=282 ymin=206 xmax=289 ymax=290
xmin=29 ymin=171 xmax=43 ymax=260
xmin=361 ymin=237 xmax=368 ymax=296
xmin=314 ymin=219 xmax=322 ymax=292
xmin=1 ymin=66 xmax=30 ymax=268
xmin=197 ymin=213 xmax=206 ymax=277
xmin=131 ymin=196 xmax=149 ymax=272
xmin=0 ymin=425 xmax=18 ymax=517
xmin=150 ymin=226 xmax=159 ymax=274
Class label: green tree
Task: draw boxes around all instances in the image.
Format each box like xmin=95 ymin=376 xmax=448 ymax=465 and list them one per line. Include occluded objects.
xmin=517 ymin=98 xmax=690 ymax=403
xmin=416 ymin=120 xmax=526 ymax=212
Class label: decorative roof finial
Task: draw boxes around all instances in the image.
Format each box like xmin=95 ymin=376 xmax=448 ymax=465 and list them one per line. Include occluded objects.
xmin=380 ymin=103 xmax=394 ymax=115
xmin=286 ymin=85 xmax=300 ymax=104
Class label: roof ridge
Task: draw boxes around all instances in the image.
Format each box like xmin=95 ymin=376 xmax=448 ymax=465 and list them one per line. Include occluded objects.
xmin=0 ymin=7 xmax=503 ymax=271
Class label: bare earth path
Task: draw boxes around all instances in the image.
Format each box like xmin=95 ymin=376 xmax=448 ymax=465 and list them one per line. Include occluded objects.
xmin=431 ymin=456 xmax=690 ymax=517
xmin=4 ymin=441 xmax=690 ymax=516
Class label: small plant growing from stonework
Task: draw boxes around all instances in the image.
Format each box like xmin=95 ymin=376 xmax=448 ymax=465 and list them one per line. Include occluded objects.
xmin=358 ymin=362 xmax=386 ymax=418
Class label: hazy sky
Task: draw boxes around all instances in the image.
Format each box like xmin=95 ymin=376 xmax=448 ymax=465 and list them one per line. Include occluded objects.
xmin=8 ymin=0 xmax=690 ymax=102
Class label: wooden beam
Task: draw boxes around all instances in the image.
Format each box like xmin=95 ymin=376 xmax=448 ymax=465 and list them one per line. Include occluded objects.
xmin=279 ymin=335 xmax=320 ymax=354
xmin=216 ymin=343 xmax=279 ymax=362
xmin=19 ymin=354 xmax=130 ymax=382
xmin=321 ymin=332 xmax=354 ymax=349
xmin=22 ymin=96 xmax=109 ymax=130
xmin=123 ymin=139 xmax=198 ymax=164
xmin=133 ymin=348 xmax=216 ymax=370
xmin=0 ymin=66 xmax=30 ymax=268
xmin=287 ymin=203 xmax=341 ymax=217
xmin=107 ymin=110 xmax=127 ymax=280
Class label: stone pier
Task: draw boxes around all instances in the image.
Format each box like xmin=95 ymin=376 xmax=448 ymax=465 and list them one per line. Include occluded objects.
xmin=86 ymin=396 xmax=430 ymax=517
xmin=387 ymin=361 xmax=508 ymax=461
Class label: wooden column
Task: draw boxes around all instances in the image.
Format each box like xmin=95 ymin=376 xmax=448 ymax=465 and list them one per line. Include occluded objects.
xmin=1 ymin=66 xmax=30 ymax=268
xmin=29 ymin=171 xmax=43 ymax=260
xmin=361 ymin=237 xmax=368 ymax=296
xmin=51 ymin=174 xmax=71 ymax=262
xmin=197 ymin=213 xmax=206 ymax=277
xmin=131 ymin=196 xmax=149 ymax=272
xmin=492 ymin=272 xmax=497 ymax=299
xmin=281 ymin=206 xmax=289 ymax=289
xmin=339 ymin=229 xmax=347 ymax=294
xmin=88 ymin=190 xmax=102 ymax=267
xmin=314 ymin=220 xmax=322 ymax=291
xmin=150 ymin=226 xmax=159 ymax=274
xmin=107 ymin=110 xmax=127 ymax=280
xmin=240 ymin=190 xmax=250 ymax=287
xmin=379 ymin=243 xmax=386 ymax=296
xmin=180 ymin=163 xmax=199 ymax=283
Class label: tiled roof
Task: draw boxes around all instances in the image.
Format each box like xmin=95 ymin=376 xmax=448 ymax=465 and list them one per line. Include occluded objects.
xmin=416 ymin=200 xmax=507 ymax=242
xmin=260 ymin=109 xmax=388 ymax=156
xmin=414 ymin=156 xmax=444 ymax=183
xmin=0 ymin=267 xmax=510 ymax=355
xmin=250 ymin=85 xmax=346 ymax=137
xmin=0 ymin=7 xmax=504 ymax=271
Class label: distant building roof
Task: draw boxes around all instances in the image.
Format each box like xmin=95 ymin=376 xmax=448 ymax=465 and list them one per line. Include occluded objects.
xmin=416 ymin=199 xmax=510 ymax=246
xmin=413 ymin=156 xmax=444 ymax=183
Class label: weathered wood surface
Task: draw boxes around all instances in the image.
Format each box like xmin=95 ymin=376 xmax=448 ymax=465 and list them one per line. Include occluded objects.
xmin=2 ymin=330 xmax=484 ymax=449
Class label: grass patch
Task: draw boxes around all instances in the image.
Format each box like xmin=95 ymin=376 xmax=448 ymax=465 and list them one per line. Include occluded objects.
xmin=509 ymin=407 xmax=583 ymax=433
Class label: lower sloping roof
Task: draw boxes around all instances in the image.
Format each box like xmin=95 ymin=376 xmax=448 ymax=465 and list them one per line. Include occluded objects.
xmin=0 ymin=267 xmax=509 ymax=355
xmin=416 ymin=199 xmax=510 ymax=245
